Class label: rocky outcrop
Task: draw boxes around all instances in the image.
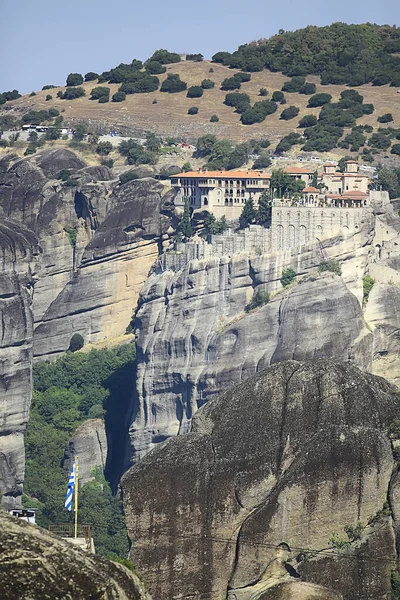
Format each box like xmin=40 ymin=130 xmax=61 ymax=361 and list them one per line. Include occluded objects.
xmin=129 ymin=223 xmax=373 ymax=465
xmin=63 ymin=418 xmax=108 ymax=485
xmin=122 ymin=360 xmax=400 ymax=600
xmin=0 ymin=218 xmax=38 ymax=509
xmin=0 ymin=510 xmax=150 ymax=599
xmin=33 ymin=177 xmax=173 ymax=359
xmin=0 ymin=150 xmax=173 ymax=360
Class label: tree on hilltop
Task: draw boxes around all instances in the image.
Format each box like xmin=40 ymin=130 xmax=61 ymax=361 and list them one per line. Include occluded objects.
xmin=66 ymin=73 xmax=84 ymax=87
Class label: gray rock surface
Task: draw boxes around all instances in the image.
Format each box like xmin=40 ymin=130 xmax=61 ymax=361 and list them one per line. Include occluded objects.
xmin=0 ymin=510 xmax=150 ymax=600
xmin=129 ymin=223 xmax=373 ymax=465
xmin=63 ymin=418 xmax=108 ymax=485
xmin=0 ymin=151 xmax=173 ymax=361
xmin=0 ymin=218 xmax=38 ymax=509
xmin=122 ymin=360 xmax=399 ymax=600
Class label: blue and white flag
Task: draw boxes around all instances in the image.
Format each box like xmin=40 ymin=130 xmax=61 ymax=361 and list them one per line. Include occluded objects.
xmin=64 ymin=460 xmax=76 ymax=512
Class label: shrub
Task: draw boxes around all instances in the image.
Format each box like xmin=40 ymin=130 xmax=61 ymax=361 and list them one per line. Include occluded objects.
xmin=42 ymin=85 xmax=56 ymax=90
xmin=112 ymin=91 xmax=126 ymax=102
xmin=280 ymin=106 xmax=299 ymax=120
xmin=66 ymin=73 xmax=83 ymax=86
xmin=187 ymin=86 xmax=203 ymax=98
xmin=186 ymin=53 xmax=203 ymax=61
xmin=201 ymin=79 xmax=215 ymax=89
xmin=377 ymin=113 xmax=393 ymax=123
xmin=245 ymin=289 xmax=270 ymax=312
xmin=318 ymin=259 xmax=342 ymax=275
xmin=221 ymin=77 xmax=241 ymax=91
xmin=271 ymin=91 xmax=285 ymax=103
xmin=62 ymin=87 xmax=85 ymax=100
xmin=29 ymin=91 xmax=36 ymax=97
xmin=45 ymin=94 xmax=52 ymax=101
xmin=362 ymin=103 xmax=374 ymax=114
xmin=210 ymin=115 xmax=219 ymax=122
xmin=101 ymin=158 xmax=114 ymax=168
xmin=259 ymin=88 xmax=268 ymax=96
xmin=212 ymin=51 xmax=232 ymax=63
xmin=299 ymin=82 xmax=316 ymax=95
xmin=281 ymin=268 xmax=296 ymax=287
xmin=368 ymin=132 xmax=391 ymax=150
xmin=57 ymin=90 xmax=63 ymax=98
xmin=148 ymin=49 xmax=181 ymax=64
xmin=253 ymin=154 xmax=271 ymax=169
xmin=90 ymin=86 xmax=110 ymax=100
xmin=308 ymin=93 xmax=332 ymax=107
xmin=391 ymin=144 xmax=400 ymax=156
xmin=160 ymin=74 xmax=187 ymax=93
xmin=119 ymin=171 xmax=139 ymax=184
xmin=96 ymin=141 xmax=113 ymax=155
xmin=234 ymin=72 xmax=251 ymax=83
xmin=145 ymin=61 xmax=166 ymax=74
xmin=240 ymin=100 xmax=278 ymax=125
xmin=188 ymin=106 xmax=199 ymax=115
xmin=85 ymin=72 xmax=99 ymax=81
xmin=298 ymin=114 xmax=318 ymax=128
xmin=282 ymin=76 xmax=305 ymax=92
xmin=363 ymin=275 xmax=374 ymax=303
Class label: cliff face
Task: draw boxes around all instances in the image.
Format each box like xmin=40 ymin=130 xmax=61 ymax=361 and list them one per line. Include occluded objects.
xmin=63 ymin=418 xmax=108 ymax=485
xmin=0 ymin=150 xmax=173 ymax=360
xmin=0 ymin=511 xmax=149 ymax=600
xmin=122 ymin=360 xmax=400 ymax=600
xmin=128 ymin=193 xmax=400 ymax=466
xmin=0 ymin=218 xmax=38 ymax=509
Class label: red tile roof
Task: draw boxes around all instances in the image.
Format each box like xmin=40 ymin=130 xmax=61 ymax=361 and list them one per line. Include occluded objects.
xmin=284 ymin=167 xmax=315 ymax=174
xmin=303 ymin=186 xmax=320 ymax=193
xmin=173 ymin=170 xmax=271 ymax=179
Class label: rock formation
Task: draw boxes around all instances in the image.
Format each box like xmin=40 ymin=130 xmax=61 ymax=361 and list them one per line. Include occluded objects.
xmin=128 ymin=192 xmax=400 ymax=466
xmin=63 ymin=418 xmax=108 ymax=485
xmin=0 ymin=150 xmax=173 ymax=360
xmin=122 ymin=359 xmax=400 ymax=600
xmin=0 ymin=218 xmax=38 ymax=509
xmin=0 ymin=510 xmax=150 ymax=600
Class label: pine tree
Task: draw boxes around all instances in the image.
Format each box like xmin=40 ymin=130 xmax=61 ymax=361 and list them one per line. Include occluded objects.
xmin=179 ymin=198 xmax=193 ymax=239
xmin=312 ymin=170 xmax=319 ymax=187
xmin=240 ymin=197 xmax=257 ymax=227
xmin=257 ymin=191 xmax=271 ymax=224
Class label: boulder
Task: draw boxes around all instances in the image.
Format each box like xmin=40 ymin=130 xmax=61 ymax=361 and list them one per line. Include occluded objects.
xmin=0 ymin=511 xmax=150 ymax=600
xmin=122 ymin=360 xmax=399 ymax=600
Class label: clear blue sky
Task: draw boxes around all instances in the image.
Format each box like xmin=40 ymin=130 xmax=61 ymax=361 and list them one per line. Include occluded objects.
xmin=0 ymin=0 xmax=399 ymax=93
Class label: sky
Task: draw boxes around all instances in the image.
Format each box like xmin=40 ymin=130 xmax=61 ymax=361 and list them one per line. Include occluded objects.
xmin=1 ymin=0 xmax=399 ymax=93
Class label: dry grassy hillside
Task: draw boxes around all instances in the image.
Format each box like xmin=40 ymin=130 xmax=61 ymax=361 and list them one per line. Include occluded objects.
xmin=3 ymin=60 xmax=400 ymax=144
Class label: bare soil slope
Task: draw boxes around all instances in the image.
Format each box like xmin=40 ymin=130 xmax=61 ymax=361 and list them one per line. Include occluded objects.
xmin=4 ymin=61 xmax=400 ymax=142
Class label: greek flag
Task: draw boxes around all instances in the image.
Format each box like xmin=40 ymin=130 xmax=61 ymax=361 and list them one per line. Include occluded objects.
xmin=64 ymin=460 xmax=76 ymax=512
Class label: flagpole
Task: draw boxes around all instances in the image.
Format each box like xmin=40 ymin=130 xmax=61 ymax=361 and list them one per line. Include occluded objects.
xmin=74 ymin=455 xmax=79 ymax=539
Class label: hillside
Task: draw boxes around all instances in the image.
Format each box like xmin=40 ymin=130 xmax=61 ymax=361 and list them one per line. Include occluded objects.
xmin=2 ymin=61 xmax=399 ymax=146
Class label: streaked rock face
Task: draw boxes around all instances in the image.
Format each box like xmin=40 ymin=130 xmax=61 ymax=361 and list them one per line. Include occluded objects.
xmin=0 ymin=218 xmax=38 ymax=509
xmin=0 ymin=511 xmax=149 ymax=600
xmin=122 ymin=360 xmax=399 ymax=600
xmin=63 ymin=418 xmax=108 ymax=485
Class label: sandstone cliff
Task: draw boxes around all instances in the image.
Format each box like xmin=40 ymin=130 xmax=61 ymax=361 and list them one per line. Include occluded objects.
xmin=122 ymin=360 xmax=400 ymax=600
xmin=0 ymin=218 xmax=38 ymax=509
xmin=0 ymin=150 xmax=173 ymax=360
xmin=127 ymin=192 xmax=400 ymax=466
xmin=0 ymin=510 xmax=150 ymax=600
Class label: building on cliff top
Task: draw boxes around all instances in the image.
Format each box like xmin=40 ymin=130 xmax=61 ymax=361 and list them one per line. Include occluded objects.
xmin=171 ymin=161 xmax=370 ymax=218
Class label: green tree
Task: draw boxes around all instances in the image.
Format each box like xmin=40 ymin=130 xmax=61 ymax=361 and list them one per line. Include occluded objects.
xmin=179 ymin=198 xmax=193 ymax=239
xmin=85 ymin=72 xmax=99 ymax=81
xmin=145 ymin=132 xmax=161 ymax=153
xmin=210 ymin=115 xmax=219 ymax=122
xmin=245 ymin=288 xmax=270 ymax=312
xmin=160 ymin=74 xmax=187 ymax=93
xmin=187 ymin=86 xmax=203 ymax=98
xmin=45 ymin=127 xmax=61 ymax=140
xmin=188 ymin=106 xmax=198 ymax=115
xmin=45 ymin=94 xmax=52 ymax=101
xmin=66 ymin=73 xmax=84 ymax=86
xmin=90 ymin=86 xmax=110 ymax=101
xmin=145 ymin=61 xmax=166 ymax=74
xmin=62 ymin=87 xmax=85 ymax=100
xmin=257 ymin=190 xmax=272 ymax=224
xmin=112 ymin=91 xmax=126 ymax=102
xmin=253 ymin=154 xmax=271 ymax=169
xmin=96 ymin=141 xmax=113 ymax=155
xmin=259 ymin=88 xmax=268 ymax=96
xmin=280 ymin=267 xmax=296 ymax=287
xmin=363 ymin=275 xmax=374 ymax=303
xmin=195 ymin=134 xmax=216 ymax=156
xmin=119 ymin=171 xmax=139 ymax=184
xmin=312 ymin=170 xmax=319 ymax=187
xmin=308 ymin=93 xmax=332 ymax=107
xmin=377 ymin=113 xmax=393 ymax=123
xmin=374 ymin=167 xmax=400 ymax=198
xmin=280 ymin=106 xmax=299 ymax=120
xmin=201 ymin=79 xmax=215 ymax=89
xmin=73 ymin=122 xmax=88 ymax=142
xmin=271 ymin=169 xmax=292 ymax=198
xmin=298 ymin=115 xmax=317 ymax=128
xmin=318 ymin=260 xmax=342 ymax=276
xmin=271 ymin=91 xmax=285 ymax=103
xmin=240 ymin=197 xmax=257 ymax=227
